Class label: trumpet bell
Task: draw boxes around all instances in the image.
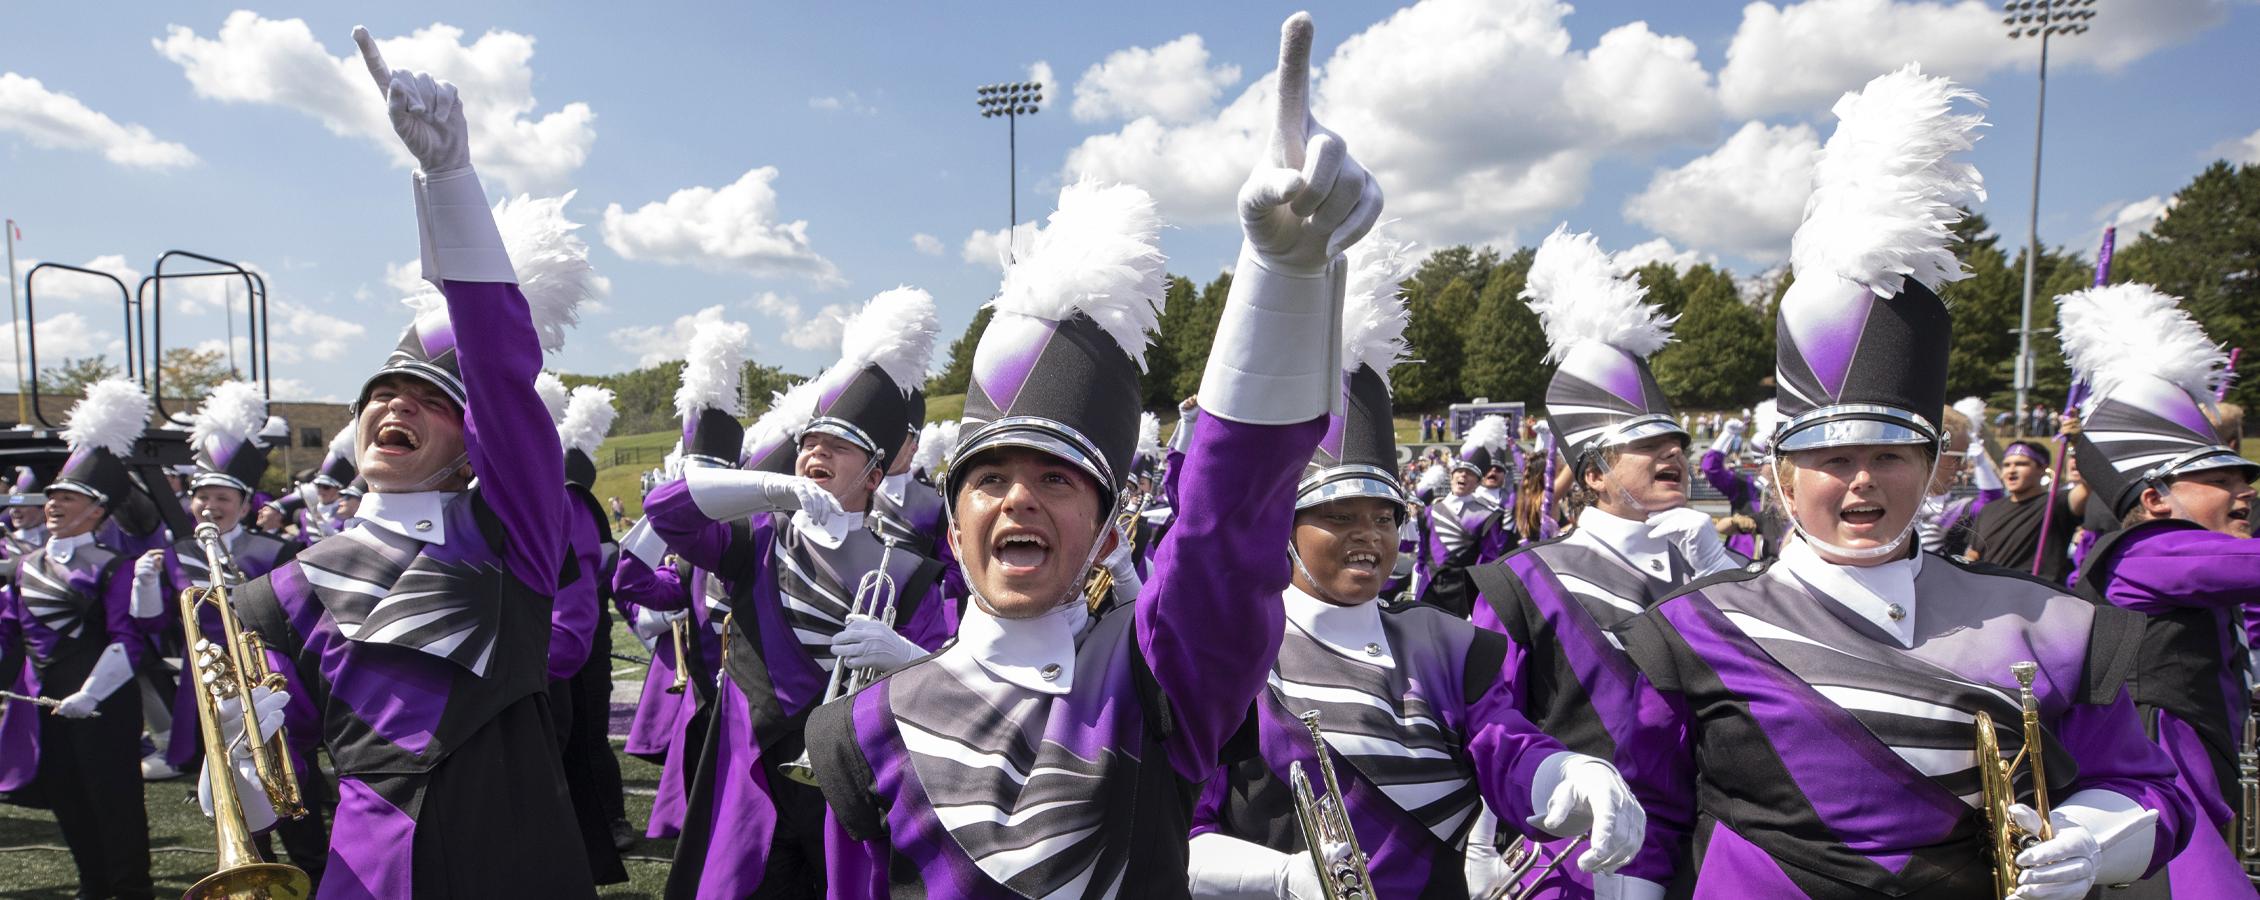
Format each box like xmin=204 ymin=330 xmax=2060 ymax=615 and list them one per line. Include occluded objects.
xmin=184 ymin=861 xmax=312 ymax=899
xmin=779 ymin=752 xmax=820 ymax=787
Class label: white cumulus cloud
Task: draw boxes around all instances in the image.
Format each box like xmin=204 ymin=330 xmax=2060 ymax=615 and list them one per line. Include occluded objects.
xmin=155 ymin=12 xmax=595 ymax=193
xmin=1026 ymin=61 xmax=1057 ymax=111
xmin=745 ymin=292 xmax=851 ymax=352
xmin=1623 ymin=121 xmax=1822 ymax=262
xmin=2223 ymin=127 xmax=2260 ymax=165
xmin=910 ymin=233 xmax=944 ymax=256
xmin=0 ymin=73 xmax=197 ymax=170
xmin=1718 ymin=0 xmax=2233 ymax=118
xmin=1071 ymin=34 xmax=1242 ymax=124
xmin=601 ymin=166 xmax=842 ymax=285
xmin=1611 ymin=238 xmax=1716 ymax=276
xmin=1064 ymin=0 xmax=1721 ymax=248
xmin=960 ymin=222 xmax=1033 ymax=272
xmin=609 ymin=304 xmax=738 ymax=366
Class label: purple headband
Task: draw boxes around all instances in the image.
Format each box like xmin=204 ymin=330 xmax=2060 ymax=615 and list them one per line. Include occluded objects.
xmin=2004 ymin=441 xmax=2051 ymax=465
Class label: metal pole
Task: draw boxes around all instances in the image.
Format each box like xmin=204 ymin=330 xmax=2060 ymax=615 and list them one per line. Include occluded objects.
xmin=1008 ymin=111 xmax=1018 ymax=241
xmin=2015 ymin=25 xmax=2051 ymax=435
xmin=3 ymin=219 xmax=20 ymax=423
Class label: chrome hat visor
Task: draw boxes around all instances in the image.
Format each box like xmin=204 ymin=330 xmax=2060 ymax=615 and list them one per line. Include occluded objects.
xmin=1775 ymin=404 xmax=1940 ymax=454
xmin=1296 ymin=464 xmax=1410 ymax=514
xmin=944 ymin=416 xmax=1119 ymax=510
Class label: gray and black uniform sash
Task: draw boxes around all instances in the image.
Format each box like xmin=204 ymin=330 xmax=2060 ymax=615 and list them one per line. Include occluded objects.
xmin=2071 ymin=517 xmax=2247 ymax=810
xmin=870 ymin=481 xmax=946 ymax=556
xmin=15 ymin=544 xmax=123 ymax=670
xmin=173 ymin=530 xmax=295 ymax=589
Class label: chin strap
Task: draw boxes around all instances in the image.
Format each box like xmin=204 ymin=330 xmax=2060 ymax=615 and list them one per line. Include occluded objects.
xmin=391 ymin=451 xmax=472 ymax=493
xmin=1768 ymin=451 xmax=1942 ymax=562
xmin=1286 ymin=541 xmax=1346 ymax=606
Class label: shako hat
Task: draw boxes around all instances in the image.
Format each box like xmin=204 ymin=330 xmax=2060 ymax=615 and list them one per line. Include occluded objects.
xmin=2059 ymin=282 xmax=2258 ymax=517
xmin=1525 ymin=226 xmax=1683 ymax=470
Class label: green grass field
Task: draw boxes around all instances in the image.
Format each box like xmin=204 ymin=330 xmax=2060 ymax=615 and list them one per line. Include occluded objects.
xmin=0 ymin=617 xmax=678 ymax=897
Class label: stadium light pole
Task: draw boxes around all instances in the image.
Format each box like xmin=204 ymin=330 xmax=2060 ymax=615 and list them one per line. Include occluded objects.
xmin=2004 ymin=0 xmax=2098 ymax=431
xmin=976 ymin=81 xmax=1043 ymax=261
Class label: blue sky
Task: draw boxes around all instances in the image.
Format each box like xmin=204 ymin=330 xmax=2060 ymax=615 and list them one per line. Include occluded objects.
xmin=2 ymin=1 xmax=2254 ymax=401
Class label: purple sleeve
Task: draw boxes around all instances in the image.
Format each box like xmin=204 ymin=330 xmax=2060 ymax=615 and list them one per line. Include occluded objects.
xmin=1137 ymin=412 xmax=1326 ymax=781
xmin=546 ymin=508 xmax=601 ymax=680
xmin=1698 ymin=450 xmax=1752 ymax=510
xmin=2099 ymin=526 xmax=2260 ymax=615
xmin=1480 ymin=517 xmax=1513 ymax=563
xmin=611 ymin=553 xmax=688 ymax=612
xmin=642 ymin=480 xmax=740 ymax=575
xmin=894 ymin=581 xmax=954 ymax=653
xmin=1190 ymin=773 xmax=1227 ymax=838
xmin=440 ymin=279 xmax=565 ymax=593
xmin=102 ymin=559 xmax=143 ymax=669
xmin=2059 ymin=687 xmax=2194 ymax=877
xmin=1465 ymin=678 xmax=1564 ymax=836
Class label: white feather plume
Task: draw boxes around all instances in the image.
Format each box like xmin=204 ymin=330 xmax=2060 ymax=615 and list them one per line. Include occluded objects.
xmin=2057 ymin=282 xmax=2226 ymax=401
xmin=190 ymin=381 xmax=267 ymax=453
xmin=993 ymin=179 xmax=1168 ymax=369
xmin=741 ymin=375 xmax=825 ymax=460
xmin=328 ymin=424 xmax=357 ymax=459
xmin=1952 ymin=396 xmax=1987 ymax=426
xmin=927 ymin=420 xmax=962 ymax=471
xmin=61 ymin=379 xmax=148 ymax=457
xmin=558 ymin=385 xmax=618 ymax=457
xmin=401 ymin=191 xmax=601 ymax=354
xmin=1461 ymin=414 xmax=1511 ymax=458
xmin=1791 ymin=64 xmax=1987 ymax=297
xmin=1524 ymin=226 xmax=1673 ymax=362
xmin=1137 ymin=412 xmax=1163 ymax=458
xmin=1341 ymin=221 xmax=1417 ymax=381
xmin=1750 ymin=399 xmax=1786 ymax=453
xmin=839 ymin=286 xmax=939 ymax=393
xmin=1416 ymin=465 xmax=1449 ymax=495
xmin=534 ymin=372 xmax=570 ymax=426
xmin=673 ymin=319 xmax=752 ymax=420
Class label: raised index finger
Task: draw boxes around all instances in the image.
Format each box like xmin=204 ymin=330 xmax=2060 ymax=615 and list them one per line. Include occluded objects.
xmin=352 ymin=26 xmax=391 ymax=97
xmin=1270 ymin=12 xmax=1314 ymax=169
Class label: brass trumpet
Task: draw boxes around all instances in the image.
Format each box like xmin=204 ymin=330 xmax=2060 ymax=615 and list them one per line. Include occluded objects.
xmin=1290 ymin=710 xmax=1374 ymax=900
xmin=1976 ymin=660 xmax=2051 ymax=899
xmin=665 ymin=616 xmax=692 ymax=695
xmin=1083 ymin=491 xmax=1150 ymax=613
xmin=780 ymin=545 xmax=898 ymax=786
xmin=1474 ymin=835 xmax=1577 ymax=900
xmin=180 ymin=511 xmax=310 ymax=899
xmin=2240 ymin=703 xmax=2259 ymax=880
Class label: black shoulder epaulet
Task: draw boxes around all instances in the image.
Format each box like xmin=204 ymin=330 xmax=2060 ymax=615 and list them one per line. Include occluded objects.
xmin=806 ymin=693 xmax=887 ymax=841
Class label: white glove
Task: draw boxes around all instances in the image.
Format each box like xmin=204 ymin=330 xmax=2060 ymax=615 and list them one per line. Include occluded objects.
xmin=131 ymin=549 xmax=166 ymax=618
xmin=1528 ymin=752 xmax=1645 ymax=874
xmin=355 ymin=27 xmax=470 ymax=175
xmin=684 ymin=468 xmax=845 ymax=527
xmin=631 ymin=605 xmax=675 ymax=643
xmin=618 ymin=518 xmax=669 ymax=570
xmin=1971 ymin=448 xmax=2005 ymax=492
xmin=1184 ymin=831 xmax=1333 ymax=900
xmin=1102 ymin=531 xmax=1143 ymax=604
xmin=2005 ymin=804 xmax=2100 ymax=900
xmin=195 ymin=684 xmax=288 ymax=832
xmin=1199 ymin=13 xmax=1382 ymax=427
xmin=56 ymin=642 xmax=134 ymax=718
xmin=829 ymin=614 xmax=924 ymax=675
xmin=1647 ymin=507 xmax=1734 ymax=577
xmin=1707 ymin=420 xmax=1744 ymax=457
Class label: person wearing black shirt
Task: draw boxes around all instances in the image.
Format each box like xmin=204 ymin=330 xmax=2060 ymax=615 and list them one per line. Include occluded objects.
xmin=1965 ymin=436 xmax=2088 ymax=583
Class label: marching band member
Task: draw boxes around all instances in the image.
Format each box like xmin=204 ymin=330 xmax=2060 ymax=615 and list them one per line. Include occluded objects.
xmin=1964 ymin=436 xmax=2088 ymax=583
xmin=198 ymin=29 xmax=603 ymax=895
xmin=805 ymin=12 xmax=1381 ymax=893
xmin=259 ymin=426 xmax=358 ymax=545
xmin=1462 ymin=226 xmax=1716 ymax=898
xmin=2057 ymin=282 xmax=2260 ymax=896
xmin=144 ymin=381 xmax=325 ymax=879
xmin=648 ymin=288 xmax=947 ymax=898
xmin=1418 ymin=415 xmax=1516 ymax=617
xmin=1911 ymin=402 xmax=2000 ymax=559
xmin=1188 ymin=224 xmax=1645 ymax=897
xmin=0 ymin=380 xmax=160 ymax=900
xmin=871 ymin=389 xmax=950 ymax=564
xmin=1617 ymin=66 xmax=2191 ymax=898
xmin=1698 ymin=400 xmax=1789 ymax=561
xmin=555 ymin=379 xmax=632 ymax=880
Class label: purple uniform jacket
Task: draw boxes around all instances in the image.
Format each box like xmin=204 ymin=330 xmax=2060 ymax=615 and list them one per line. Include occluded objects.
xmin=2074 ymin=519 xmax=2260 ymax=897
xmin=1193 ymin=603 xmax=1568 ymax=895
xmin=547 ymin=499 xmax=602 ymax=681
xmin=809 ymin=412 xmax=1321 ymax=898
xmin=1618 ymin=552 xmax=2193 ymax=898
xmin=1467 ymin=532 xmax=1699 ymax=892
xmin=610 ymin=552 xmax=721 ymax=841
xmin=0 ymin=538 xmax=139 ymax=791
xmin=1418 ymin=494 xmax=1513 ymax=617
xmin=225 ymin=279 xmax=591 ymax=899
xmin=642 ymin=489 xmax=949 ymax=898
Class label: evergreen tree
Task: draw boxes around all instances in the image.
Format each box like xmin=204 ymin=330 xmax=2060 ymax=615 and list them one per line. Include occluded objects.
xmin=1654 ymin=265 xmax=1773 ymax=409
xmin=1143 ymin=275 xmax=1198 ymax=408
xmin=1394 ymin=276 xmax=1479 ymax=410
xmin=1167 ymin=272 xmax=1232 ymax=401
xmin=2115 ymin=161 xmax=2260 ymax=410
xmin=1460 ymin=249 xmax=1547 ymax=406
xmin=1938 ymin=212 xmax=2020 ymax=403
xmin=928 ymin=305 xmax=994 ymax=397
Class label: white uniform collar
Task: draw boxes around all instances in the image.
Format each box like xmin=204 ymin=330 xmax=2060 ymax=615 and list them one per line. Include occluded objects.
xmin=1282 ymin=584 xmax=1394 ymax=669
xmin=1574 ymin=506 xmax=1672 ymax=579
xmin=953 ymin=598 xmax=1089 ymax=695
xmin=46 ymin=530 xmax=94 ymax=563
xmin=1479 ymin=485 xmax=1506 ymax=507
xmin=355 ymin=491 xmax=459 ymax=545
xmin=1442 ymin=491 xmax=1492 ymax=515
xmin=879 ymin=472 xmax=910 ymax=507
xmin=791 ymin=510 xmax=866 ymax=548
xmin=1779 ymin=535 xmax=1923 ymax=648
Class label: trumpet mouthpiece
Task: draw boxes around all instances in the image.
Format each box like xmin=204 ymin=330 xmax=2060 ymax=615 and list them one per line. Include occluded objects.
xmin=2011 ymin=661 xmax=2037 ymax=688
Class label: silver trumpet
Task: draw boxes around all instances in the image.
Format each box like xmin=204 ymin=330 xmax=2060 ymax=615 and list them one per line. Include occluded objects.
xmin=2241 ymin=700 xmax=2259 ymax=882
xmin=780 ymin=545 xmax=898 ymax=786
xmin=1290 ymin=710 xmax=1374 ymax=900
xmin=1474 ymin=835 xmax=1579 ymax=900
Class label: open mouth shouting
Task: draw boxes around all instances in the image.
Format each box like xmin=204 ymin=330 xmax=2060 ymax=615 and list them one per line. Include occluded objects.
xmin=1840 ymin=501 xmax=1888 ymax=529
xmin=372 ymin=420 xmax=422 ymax=456
xmin=1342 ymin=548 xmax=1382 ymax=576
xmin=993 ymin=527 xmax=1052 ymax=576
xmin=1652 ymin=464 xmax=1685 ymax=487
xmin=803 ymin=462 xmax=836 ymax=488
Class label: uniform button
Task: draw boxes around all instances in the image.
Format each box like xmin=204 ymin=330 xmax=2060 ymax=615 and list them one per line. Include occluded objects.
xmin=415 ymin=520 xmax=433 ymax=532
xmin=1363 ymin=643 xmax=1383 ymax=657
xmin=1039 ymin=663 xmax=1062 ymax=681
xmin=1886 ymin=603 xmax=1906 ymax=621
